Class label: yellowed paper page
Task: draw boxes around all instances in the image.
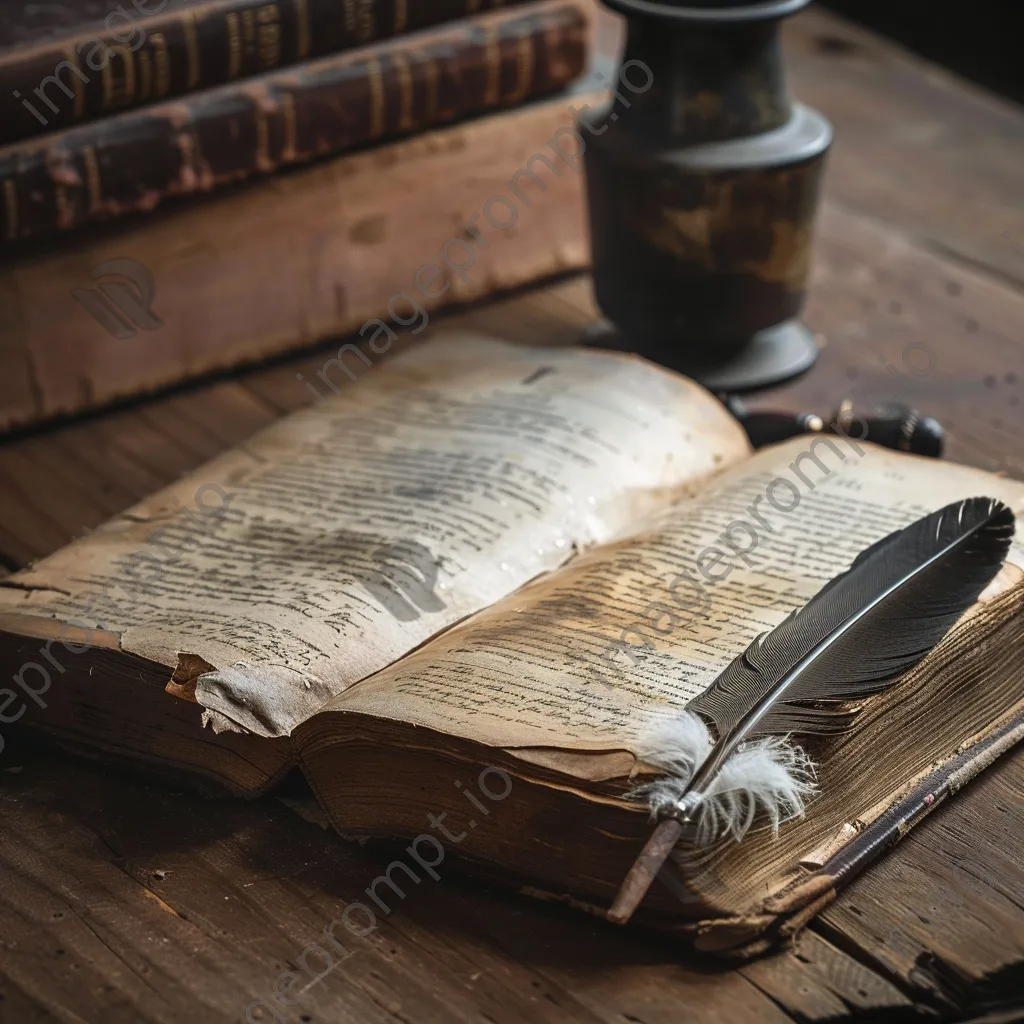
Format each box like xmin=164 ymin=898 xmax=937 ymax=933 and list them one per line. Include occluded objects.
xmin=332 ymin=437 xmax=1024 ymax=753
xmin=0 ymin=334 xmax=748 ymax=737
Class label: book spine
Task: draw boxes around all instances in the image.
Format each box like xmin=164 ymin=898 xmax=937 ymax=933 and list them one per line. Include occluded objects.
xmin=0 ymin=0 xmax=525 ymax=147
xmin=0 ymin=2 xmax=586 ymax=244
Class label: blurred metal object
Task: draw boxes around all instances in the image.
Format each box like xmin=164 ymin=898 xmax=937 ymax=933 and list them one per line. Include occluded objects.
xmin=582 ymin=0 xmax=831 ymax=392
xmin=724 ymin=394 xmax=946 ymax=458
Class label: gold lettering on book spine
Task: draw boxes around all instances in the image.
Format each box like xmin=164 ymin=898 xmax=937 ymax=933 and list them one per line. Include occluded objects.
xmin=505 ymin=31 xmax=534 ymax=104
xmin=184 ymin=12 xmax=201 ymax=87
xmin=343 ymin=0 xmax=357 ymax=35
xmin=243 ymin=9 xmax=256 ymax=50
xmin=394 ymin=0 xmax=407 ymax=33
xmin=367 ymin=56 xmax=385 ymax=137
xmin=483 ymin=26 xmax=500 ymax=107
xmin=101 ymin=46 xmax=136 ymax=109
xmin=137 ymin=48 xmax=153 ymax=102
xmin=392 ymin=51 xmax=415 ymax=131
xmin=295 ymin=0 xmax=310 ymax=59
xmin=63 ymin=47 xmax=86 ymax=118
xmin=3 ymin=180 xmax=17 ymax=240
xmin=152 ymin=32 xmax=171 ymax=96
xmin=227 ymin=13 xmax=242 ymax=78
xmin=242 ymin=9 xmax=257 ymax=69
xmin=423 ymin=53 xmax=454 ymax=120
xmin=83 ymin=146 xmax=101 ymax=212
xmin=257 ymin=4 xmax=282 ymax=68
xmin=358 ymin=0 xmax=376 ymax=42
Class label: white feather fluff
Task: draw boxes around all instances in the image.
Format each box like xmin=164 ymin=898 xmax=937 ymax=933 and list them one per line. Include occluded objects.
xmin=629 ymin=711 xmax=818 ymax=846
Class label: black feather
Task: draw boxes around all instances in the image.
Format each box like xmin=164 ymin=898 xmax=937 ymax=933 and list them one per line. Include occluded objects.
xmin=684 ymin=496 xmax=1015 ymax=798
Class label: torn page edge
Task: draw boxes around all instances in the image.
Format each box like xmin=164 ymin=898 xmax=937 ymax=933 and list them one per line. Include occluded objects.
xmin=193 ymin=660 xmax=335 ymax=739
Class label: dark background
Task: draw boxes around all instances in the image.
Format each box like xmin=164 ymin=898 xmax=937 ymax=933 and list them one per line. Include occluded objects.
xmin=822 ymin=0 xmax=1024 ymax=104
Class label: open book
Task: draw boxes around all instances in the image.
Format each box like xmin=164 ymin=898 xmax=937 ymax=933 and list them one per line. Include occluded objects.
xmin=2 ymin=335 xmax=1023 ymax=955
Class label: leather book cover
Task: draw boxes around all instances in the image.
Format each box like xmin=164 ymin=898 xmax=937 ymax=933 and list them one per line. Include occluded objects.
xmin=0 ymin=1 xmax=586 ymax=243
xmin=0 ymin=0 xmax=527 ymax=147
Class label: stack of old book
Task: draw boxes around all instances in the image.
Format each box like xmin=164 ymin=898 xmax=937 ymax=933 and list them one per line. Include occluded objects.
xmin=0 ymin=0 xmax=600 ymax=431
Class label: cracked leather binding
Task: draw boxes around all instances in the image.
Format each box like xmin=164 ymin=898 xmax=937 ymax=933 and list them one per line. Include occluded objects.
xmin=0 ymin=0 xmax=530 ymax=147
xmin=0 ymin=1 xmax=586 ymax=243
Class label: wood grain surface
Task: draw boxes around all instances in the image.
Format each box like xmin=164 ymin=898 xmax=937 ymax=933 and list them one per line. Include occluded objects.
xmin=2 ymin=5 xmax=1023 ymax=1022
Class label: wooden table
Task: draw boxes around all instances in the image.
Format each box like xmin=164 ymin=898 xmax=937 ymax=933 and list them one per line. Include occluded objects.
xmin=2 ymin=7 xmax=1023 ymax=1023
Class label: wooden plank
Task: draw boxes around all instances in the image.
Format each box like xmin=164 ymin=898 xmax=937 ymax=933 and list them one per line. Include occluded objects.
xmin=87 ymin=409 xmax=217 ymax=491
xmin=784 ymin=7 xmax=1024 ymax=289
xmin=813 ymin=752 xmax=1024 ymax=1016
xmin=46 ymin=431 xmax=158 ymax=516
xmin=0 ymin=749 xmax=793 ymax=1024
xmin=0 ymin=455 xmax=81 ymax=563
xmin=0 ymin=752 xmax=396 ymax=1024
xmin=775 ymin=202 xmax=1024 ymax=476
xmin=741 ymin=931 xmax=915 ymax=1021
xmin=155 ymin=383 xmax=283 ymax=453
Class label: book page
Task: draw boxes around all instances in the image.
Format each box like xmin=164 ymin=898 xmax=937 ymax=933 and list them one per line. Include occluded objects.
xmin=329 ymin=437 xmax=1024 ymax=756
xmin=0 ymin=334 xmax=748 ymax=738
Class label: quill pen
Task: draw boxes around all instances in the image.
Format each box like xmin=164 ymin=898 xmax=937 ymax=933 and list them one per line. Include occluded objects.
xmin=608 ymin=496 xmax=1015 ymax=925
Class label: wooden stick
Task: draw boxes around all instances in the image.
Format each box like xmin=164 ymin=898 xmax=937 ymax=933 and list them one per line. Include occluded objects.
xmin=607 ymin=818 xmax=684 ymax=924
